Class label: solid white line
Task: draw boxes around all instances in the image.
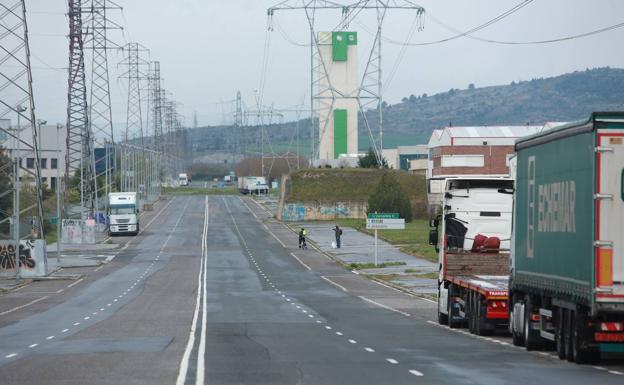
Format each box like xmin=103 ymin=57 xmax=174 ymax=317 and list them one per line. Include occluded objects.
xmin=358 ymin=296 xmax=411 ymax=317
xmin=177 ymin=196 xmax=208 ymax=385
xmin=0 ymin=295 xmax=49 ymax=317
xmin=409 ymin=370 xmax=424 ymax=377
xmin=386 ymin=358 xmax=399 ymax=364
xmin=28 ymin=344 xmax=38 ymax=348
xmin=320 ymin=276 xmax=347 ymax=292
xmin=267 ymin=228 xmax=286 ymax=248
xmin=196 ymin=197 xmax=209 ymax=385
xmin=364 ymin=347 xmax=375 ymax=353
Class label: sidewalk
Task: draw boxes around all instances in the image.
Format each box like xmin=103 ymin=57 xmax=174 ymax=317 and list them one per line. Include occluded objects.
xmin=254 ymin=195 xmax=438 ymax=296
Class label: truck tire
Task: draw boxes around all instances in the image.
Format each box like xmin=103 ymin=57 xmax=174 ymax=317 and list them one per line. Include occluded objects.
xmin=556 ymin=308 xmax=566 ymax=360
xmin=475 ymin=296 xmax=493 ymax=336
xmin=571 ymin=311 xmax=599 ymax=364
xmin=437 ymin=288 xmax=448 ymax=325
xmin=447 ymin=284 xmax=460 ymax=328
xmin=511 ymin=294 xmax=525 ymax=346
xmin=524 ymin=296 xmax=541 ymax=351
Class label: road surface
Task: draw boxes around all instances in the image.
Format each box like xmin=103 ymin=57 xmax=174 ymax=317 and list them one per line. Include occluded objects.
xmin=0 ymin=195 xmax=622 ymax=384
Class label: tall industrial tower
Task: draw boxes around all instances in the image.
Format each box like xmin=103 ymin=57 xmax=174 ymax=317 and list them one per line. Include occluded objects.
xmin=148 ymin=61 xmax=164 ymax=154
xmin=0 ymin=0 xmax=46 ymax=243
xmin=267 ymin=1 xmax=425 ymax=165
xmin=85 ymin=0 xmax=120 ymax=216
xmin=119 ymin=42 xmax=149 ymax=192
xmin=66 ymin=0 xmax=93 ymax=218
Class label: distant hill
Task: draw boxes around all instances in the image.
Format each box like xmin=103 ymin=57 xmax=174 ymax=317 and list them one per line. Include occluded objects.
xmin=371 ymin=67 xmax=624 ymax=145
xmin=191 ymin=67 xmax=624 ymax=155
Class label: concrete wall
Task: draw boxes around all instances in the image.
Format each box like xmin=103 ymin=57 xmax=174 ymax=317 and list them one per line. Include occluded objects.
xmin=280 ymin=201 xmax=368 ymax=222
xmin=0 ymin=239 xmax=48 ymax=277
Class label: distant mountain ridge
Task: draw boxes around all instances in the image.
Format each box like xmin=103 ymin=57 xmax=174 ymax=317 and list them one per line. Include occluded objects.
xmin=372 ymin=67 xmax=624 ymax=145
xmin=191 ymin=67 xmax=624 ymax=154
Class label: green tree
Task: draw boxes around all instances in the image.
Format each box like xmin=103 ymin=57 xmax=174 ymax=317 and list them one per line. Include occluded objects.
xmin=357 ymin=147 xmax=387 ymax=169
xmin=368 ymin=172 xmax=412 ymax=222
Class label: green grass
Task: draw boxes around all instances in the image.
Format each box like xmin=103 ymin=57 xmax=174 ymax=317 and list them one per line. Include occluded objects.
xmin=336 ymin=218 xmax=438 ymax=262
xmin=349 ymin=261 xmax=406 ymax=270
xmin=163 ymin=186 xmax=239 ymax=196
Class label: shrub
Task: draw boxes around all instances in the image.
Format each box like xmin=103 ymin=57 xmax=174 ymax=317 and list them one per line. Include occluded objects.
xmin=368 ymin=172 xmax=413 ymax=222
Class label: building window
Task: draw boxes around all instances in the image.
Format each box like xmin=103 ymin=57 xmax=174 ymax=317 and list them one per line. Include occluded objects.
xmin=40 ymin=158 xmax=47 ymax=169
xmin=51 ymin=177 xmax=57 ymax=190
xmin=440 ymin=154 xmax=485 ymax=167
xmin=41 ymin=177 xmax=47 ymax=186
xmin=51 ymin=158 xmax=58 ymax=169
xmin=26 ymin=158 xmax=34 ymax=169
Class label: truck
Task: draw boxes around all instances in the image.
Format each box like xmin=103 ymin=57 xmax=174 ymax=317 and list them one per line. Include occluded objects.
xmin=509 ymin=112 xmax=624 ymax=364
xmin=108 ymin=192 xmax=139 ymax=236
xmin=178 ymin=173 xmax=189 ymax=186
xmin=429 ymin=176 xmax=514 ymax=335
xmin=238 ymin=176 xmax=269 ymax=195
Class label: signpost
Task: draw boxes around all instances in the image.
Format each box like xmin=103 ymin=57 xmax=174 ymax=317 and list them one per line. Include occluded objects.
xmin=366 ymin=213 xmax=405 ymax=266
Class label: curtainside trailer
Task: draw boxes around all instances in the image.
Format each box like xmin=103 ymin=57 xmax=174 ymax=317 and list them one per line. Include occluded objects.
xmin=509 ymin=112 xmax=624 ymax=363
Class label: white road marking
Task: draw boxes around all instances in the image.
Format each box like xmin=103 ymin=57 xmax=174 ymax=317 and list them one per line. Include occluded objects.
xmin=66 ymin=277 xmax=85 ymax=289
xmin=336 ymin=332 xmax=343 ymax=336
xmin=348 ymin=339 xmax=357 ymax=344
xmin=46 ymin=336 xmax=55 ymax=340
xmin=62 ymin=329 xmax=69 ymax=333
xmin=364 ymin=347 xmax=375 ymax=353
xmin=358 ymin=296 xmax=411 ymax=317
xmin=289 ymin=252 xmax=311 ymax=270
xmin=84 ymin=316 xmax=90 ymax=320
xmin=320 ymin=276 xmax=348 ymax=292
xmin=5 ymin=353 xmax=17 ymax=358
xmin=0 ymin=295 xmax=49 ymax=316
xmin=593 ymin=366 xmax=607 ymax=371
xmin=409 ymin=370 xmax=424 ymax=377
xmin=73 ymin=322 xmax=80 ymax=326
xmin=28 ymin=344 xmax=38 ymax=348
xmin=302 ymin=310 xmax=307 ymax=313
xmin=386 ymin=358 xmax=399 ymax=364
xmin=325 ymin=326 xmax=332 ymax=330
xmin=308 ymin=314 xmax=314 ymax=318
xmin=100 ymin=308 xmax=105 ymax=311
xmin=609 ymin=370 xmax=624 ymax=375
xmin=316 ymin=320 xmax=322 ymax=324
xmin=177 ymin=196 xmax=208 ymax=385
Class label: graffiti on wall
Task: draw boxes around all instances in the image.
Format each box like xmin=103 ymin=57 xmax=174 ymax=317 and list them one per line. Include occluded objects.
xmin=0 ymin=240 xmax=37 ymax=271
xmin=319 ymin=203 xmax=351 ymax=217
xmin=282 ymin=203 xmax=306 ymax=222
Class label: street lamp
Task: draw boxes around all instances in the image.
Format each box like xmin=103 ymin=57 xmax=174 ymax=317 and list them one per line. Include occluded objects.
xmin=36 ymin=119 xmax=46 ymax=153
xmin=56 ymin=124 xmax=62 ymax=264
xmin=14 ymin=105 xmax=27 ymax=280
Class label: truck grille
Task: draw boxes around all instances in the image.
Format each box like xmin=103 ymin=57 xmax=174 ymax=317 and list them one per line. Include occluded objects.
xmin=116 ymin=219 xmax=130 ymax=224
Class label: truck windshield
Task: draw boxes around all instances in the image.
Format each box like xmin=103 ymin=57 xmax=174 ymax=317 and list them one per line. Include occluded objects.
xmin=110 ymin=204 xmax=136 ymax=215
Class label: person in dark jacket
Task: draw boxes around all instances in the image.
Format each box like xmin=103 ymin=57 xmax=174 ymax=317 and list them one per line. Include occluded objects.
xmin=333 ymin=225 xmax=342 ymax=248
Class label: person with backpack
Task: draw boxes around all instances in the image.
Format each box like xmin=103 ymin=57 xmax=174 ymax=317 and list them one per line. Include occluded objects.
xmin=333 ymin=225 xmax=342 ymax=249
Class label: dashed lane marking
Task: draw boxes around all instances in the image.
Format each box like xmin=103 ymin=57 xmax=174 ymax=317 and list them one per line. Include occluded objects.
xmin=28 ymin=344 xmax=38 ymax=348
xmin=364 ymin=347 xmax=375 ymax=353
xmin=348 ymin=339 xmax=357 ymax=344
xmin=5 ymin=353 xmax=17 ymax=358
xmin=386 ymin=358 xmax=399 ymax=364
xmin=0 ymin=295 xmax=49 ymax=317
xmin=289 ymin=252 xmax=311 ymax=270
xmin=409 ymin=370 xmax=424 ymax=377
xmin=66 ymin=278 xmax=84 ymax=289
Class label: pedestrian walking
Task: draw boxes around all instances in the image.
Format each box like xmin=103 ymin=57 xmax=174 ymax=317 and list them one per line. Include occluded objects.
xmin=299 ymin=227 xmax=307 ymax=249
xmin=333 ymin=225 xmax=342 ymax=249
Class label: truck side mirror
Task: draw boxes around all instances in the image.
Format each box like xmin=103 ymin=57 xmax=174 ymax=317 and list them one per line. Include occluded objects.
xmin=428 ymin=229 xmax=438 ymax=246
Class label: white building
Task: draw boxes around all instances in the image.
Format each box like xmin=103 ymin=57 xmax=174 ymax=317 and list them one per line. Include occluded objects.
xmin=1 ymin=124 xmax=67 ymax=191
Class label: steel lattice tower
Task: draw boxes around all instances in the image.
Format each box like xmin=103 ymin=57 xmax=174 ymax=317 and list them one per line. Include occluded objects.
xmin=85 ymin=0 xmax=120 ymax=216
xmin=0 ymin=0 xmax=46 ymax=243
xmin=267 ymin=0 xmax=425 ymax=164
xmin=66 ymin=0 xmax=93 ymax=218
xmin=119 ymin=42 xmax=148 ymax=192
xmin=149 ymin=61 xmax=163 ymax=154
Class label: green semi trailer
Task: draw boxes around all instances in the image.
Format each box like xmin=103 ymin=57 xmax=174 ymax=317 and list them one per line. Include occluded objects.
xmin=509 ymin=112 xmax=624 ymax=363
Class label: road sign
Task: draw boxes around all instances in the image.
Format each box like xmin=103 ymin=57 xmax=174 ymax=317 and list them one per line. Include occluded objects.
xmin=366 ymin=218 xmax=405 ymax=230
xmin=367 ymin=213 xmax=399 ymax=219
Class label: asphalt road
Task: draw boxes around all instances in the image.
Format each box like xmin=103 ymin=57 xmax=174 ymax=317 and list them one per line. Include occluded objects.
xmin=0 ymin=195 xmax=622 ymax=384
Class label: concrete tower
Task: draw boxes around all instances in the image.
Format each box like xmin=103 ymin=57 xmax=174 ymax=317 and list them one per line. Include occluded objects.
xmin=317 ymin=31 xmax=358 ymax=161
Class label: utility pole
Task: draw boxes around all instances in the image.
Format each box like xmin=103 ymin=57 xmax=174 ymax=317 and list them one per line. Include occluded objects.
xmin=85 ymin=0 xmax=122 ymax=220
xmin=66 ymin=0 xmax=93 ymax=220
xmin=119 ymin=42 xmax=149 ymax=194
xmin=0 ymin=1 xmax=46 ymax=279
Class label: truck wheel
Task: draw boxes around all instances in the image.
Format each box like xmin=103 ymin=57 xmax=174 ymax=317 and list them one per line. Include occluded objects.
xmin=524 ymin=296 xmax=541 ymax=351
xmin=475 ymin=297 xmax=491 ymax=336
xmin=571 ymin=312 xmax=600 ymax=364
xmin=437 ymin=288 xmax=448 ymax=325
xmin=511 ymin=295 xmax=525 ymax=346
xmin=447 ymin=285 xmax=460 ymax=328
xmin=556 ymin=308 xmax=566 ymax=360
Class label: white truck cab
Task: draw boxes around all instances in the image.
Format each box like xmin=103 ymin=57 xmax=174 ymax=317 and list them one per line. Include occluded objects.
xmin=108 ymin=192 xmax=139 ymax=236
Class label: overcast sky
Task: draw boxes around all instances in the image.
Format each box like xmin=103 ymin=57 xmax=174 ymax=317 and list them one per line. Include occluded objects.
xmin=25 ymin=0 xmax=624 ymax=134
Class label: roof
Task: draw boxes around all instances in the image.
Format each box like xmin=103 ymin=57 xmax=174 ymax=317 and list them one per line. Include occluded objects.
xmin=445 ymin=125 xmax=543 ymax=139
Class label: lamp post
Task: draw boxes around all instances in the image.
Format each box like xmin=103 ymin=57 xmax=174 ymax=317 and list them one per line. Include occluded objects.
xmin=56 ymin=124 xmax=62 ymax=264
xmin=14 ymin=105 xmax=27 ymax=280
